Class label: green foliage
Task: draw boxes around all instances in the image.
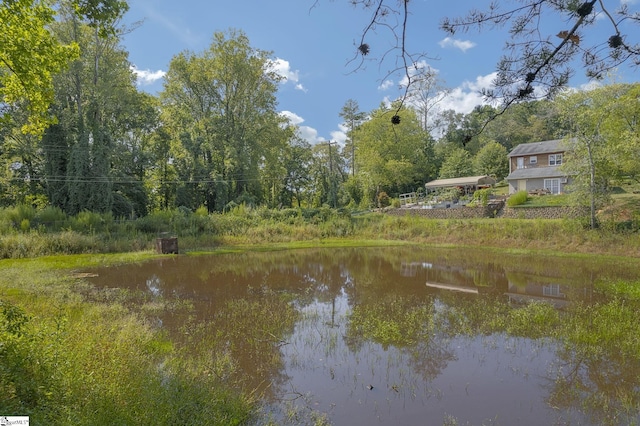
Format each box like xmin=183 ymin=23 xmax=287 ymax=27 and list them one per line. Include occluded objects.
xmin=506 ymin=302 xmax=560 ymax=338
xmin=354 ymin=104 xmax=432 ymax=204
xmin=438 ymin=147 xmax=473 ymax=179
xmin=595 ymin=279 xmax=640 ymax=301
xmin=473 ymin=141 xmax=509 ymax=180
xmin=69 ymin=210 xmax=113 ymax=233
xmin=347 ymin=296 xmax=434 ymax=348
xmin=36 ymin=206 xmax=67 ymax=230
xmin=507 ymin=190 xmax=529 ymax=207
xmin=0 ymin=0 xmax=79 ymax=135
xmin=471 ymin=188 xmax=490 ymax=206
xmin=439 ymin=187 xmax=461 ymax=202
xmin=0 ymin=204 xmax=36 ymax=231
xmin=377 ymin=191 xmax=391 ymax=208
xmin=160 ymin=29 xmax=287 ymax=212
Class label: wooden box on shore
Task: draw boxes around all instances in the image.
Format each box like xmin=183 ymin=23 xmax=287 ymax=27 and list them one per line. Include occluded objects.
xmin=156 ymin=237 xmax=178 ymax=254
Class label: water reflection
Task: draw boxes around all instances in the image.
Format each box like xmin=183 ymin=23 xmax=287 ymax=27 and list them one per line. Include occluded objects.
xmin=87 ymin=247 xmax=640 ymax=425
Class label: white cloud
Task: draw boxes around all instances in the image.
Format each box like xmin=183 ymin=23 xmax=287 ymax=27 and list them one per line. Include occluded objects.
xmin=298 ymin=126 xmax=324 ymax=144
xmin=131 ymin=66 xmax=166 ymax=85
xmin=398 ymin=60 xmax=440 ymax=88
xmin=331 ymin=124 xmax=348 ymax=146
xmin=269 ymin=58 xmax=300 ymax=82
xmin=279 ymin=110 xmax=304 ymax=125
xmin=269 ymin=58 xmax=308 ymax=92
xmin=280 ymin=111 xmax=323 ymax=144
xmin=438 ymin=37 xmax=477 ymax=53
xmin=438 ymin=72 xmax=498 ymax=115
xmin=378 ymin=79 xmax=394 ymax=91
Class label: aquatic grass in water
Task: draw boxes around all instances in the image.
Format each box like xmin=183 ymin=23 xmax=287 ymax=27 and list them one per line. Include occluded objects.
xmin=347 ymin=296 xmax=435 ymax=348
xmin=596 ymin=278 xmax=640 ymax=301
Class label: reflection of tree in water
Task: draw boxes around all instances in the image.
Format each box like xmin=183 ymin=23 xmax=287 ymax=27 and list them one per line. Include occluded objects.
xmin=437 ymin=294 xmax=640 ymax=423
xmin=405 ymin=338 xmax=457 ymax=383
xmin=546 ymin=301 xmax=640 ymax=426
xmin=547 ymin=347 xmax=640 ymax=425
xmin=177 ymin=290 xmax=299 ymax=400
xmin=344 ymin=294 xmax=456 ymax=381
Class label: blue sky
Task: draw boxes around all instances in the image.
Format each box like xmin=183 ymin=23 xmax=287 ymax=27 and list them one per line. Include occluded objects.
xmin=122 ymin=0 xmax=638 ymax=145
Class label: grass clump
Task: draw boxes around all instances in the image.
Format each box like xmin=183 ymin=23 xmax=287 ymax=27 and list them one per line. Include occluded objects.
xmin=506 ymin=190 xmax=529 ymax=207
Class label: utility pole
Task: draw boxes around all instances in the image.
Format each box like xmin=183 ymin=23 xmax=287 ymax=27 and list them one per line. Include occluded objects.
xmin=350 ymin=117 xmax=356 ymax=177
xmin=327 ymin=140 xmax=337 ymax=208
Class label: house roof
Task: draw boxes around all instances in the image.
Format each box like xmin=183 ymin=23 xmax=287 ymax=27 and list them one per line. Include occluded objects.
xmin=508 ymin=139 xmax=565 ymax=157
xmin=506 ymin=166 xmax=565 ymax=180
xmin=425 ymin=175 xmax=496 ymax=189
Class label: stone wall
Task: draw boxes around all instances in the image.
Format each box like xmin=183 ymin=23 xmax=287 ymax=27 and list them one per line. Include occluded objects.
xmin=386 ymin=201 xmax=504 ymax=219
xmin=386 ymin=202 xmax=585 ymax=220
xmin=500 ymin=206 xmax=585 ymax=219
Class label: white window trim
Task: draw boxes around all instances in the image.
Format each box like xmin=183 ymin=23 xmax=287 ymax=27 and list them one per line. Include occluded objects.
xmin=544 ymin=178 xmax=560 ymax=194
xmin=549 ymin=153 xmax=563 ymax=166
xmin=529 ymin=156 xmax=537 ymax=165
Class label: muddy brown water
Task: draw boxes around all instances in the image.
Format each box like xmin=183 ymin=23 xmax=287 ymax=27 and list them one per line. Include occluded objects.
xmin=87 ymin=246 xmax=640 ymax=425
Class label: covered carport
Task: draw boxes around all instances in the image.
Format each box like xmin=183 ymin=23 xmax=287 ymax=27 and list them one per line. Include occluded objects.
xmin=425 ymin=175 xmax=496 ymax=195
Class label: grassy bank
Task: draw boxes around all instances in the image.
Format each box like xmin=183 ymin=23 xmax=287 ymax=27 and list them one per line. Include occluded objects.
xmin=1 ymin=205 xmax=640 ymax=424
xmin=1 ymin=204 xmax=640 ymax=258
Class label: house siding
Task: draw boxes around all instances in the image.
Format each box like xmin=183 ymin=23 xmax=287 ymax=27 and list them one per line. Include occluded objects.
xmin=508 ymin=177 xmax=570 ymax=194
xmin=506 ymin=140 xmax=570 ymax=194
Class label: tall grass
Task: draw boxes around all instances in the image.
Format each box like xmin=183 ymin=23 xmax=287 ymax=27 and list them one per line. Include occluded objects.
xmin=1 ymin=204 xmax=640 ymax=259
xmin=506 ymin=190 xmax=529 ymax=207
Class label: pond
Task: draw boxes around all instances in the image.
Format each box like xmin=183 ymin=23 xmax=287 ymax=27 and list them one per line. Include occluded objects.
xmin=87 ymin=247 xmax=640 ymax=425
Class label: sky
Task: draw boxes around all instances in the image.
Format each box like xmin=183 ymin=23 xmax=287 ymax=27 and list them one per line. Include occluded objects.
xmin=121 ymin=0 xmax=639 ymax=145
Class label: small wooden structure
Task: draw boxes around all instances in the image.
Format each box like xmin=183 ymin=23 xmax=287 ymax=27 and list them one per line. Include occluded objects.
xmin=156 ymin=237 xmax=178 ymax=254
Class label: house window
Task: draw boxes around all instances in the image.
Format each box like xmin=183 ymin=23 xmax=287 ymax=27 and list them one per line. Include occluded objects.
xmin=543 ymin=284 xmax=563 ymax=298
xmin=549 ymin=154 xmax=563 ymax=166
xmin=517 ymin=157 xmax=524 ymax=169
xmin=529 ymin=156 xmax=537 ymax=165
xmin=544 ymin=178 xmax=560 ymax=194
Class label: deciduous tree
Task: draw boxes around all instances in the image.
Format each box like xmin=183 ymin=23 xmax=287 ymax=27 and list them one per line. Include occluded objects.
xmin=557 ymin=83 xmax=637 ymax=229
xmin=0 ymin=0 xmax=79 ymax=135
xmin=473 ymin=141 xmax=509 ymax=181
xmin=160 ymin=30 xmax=288 ymax=211
xmin=355 ymin=104 xmax=431 ymax=204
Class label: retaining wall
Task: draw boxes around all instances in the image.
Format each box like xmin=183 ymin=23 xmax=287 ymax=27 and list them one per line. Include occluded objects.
xmin=386 ymin=202 xmax=585 ymax=220
xmin=500 ymin=206 xmax=585 ymax=219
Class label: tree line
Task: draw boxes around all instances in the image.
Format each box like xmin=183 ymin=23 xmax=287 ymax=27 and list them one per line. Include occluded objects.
xmin=1 ymin=1 xmax=639 ymax=217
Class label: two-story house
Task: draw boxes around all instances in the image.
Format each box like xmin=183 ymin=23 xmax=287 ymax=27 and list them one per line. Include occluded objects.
xmin=506 ymin=139 xmax=571 ymax=195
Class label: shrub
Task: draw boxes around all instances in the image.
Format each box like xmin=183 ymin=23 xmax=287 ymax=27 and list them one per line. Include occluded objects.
xmin=35 ymin=206 xmax=67 ymax=231
xmin=69 ymin=211 xmax=114 ymax=233
xmin=507 ymin=190 xmax=529 ymax=207
xmin=377 ymin=192 xmax=390 ymax=208
xmin=472 ymin=188 xmax=491 ymax=207
xmin=0 ymin=204 xmax=36 ymax=229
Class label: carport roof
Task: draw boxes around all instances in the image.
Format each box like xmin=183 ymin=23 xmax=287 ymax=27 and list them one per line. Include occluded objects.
xmin=425 ymin=175 xmax=496 ymax=189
